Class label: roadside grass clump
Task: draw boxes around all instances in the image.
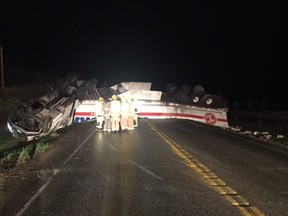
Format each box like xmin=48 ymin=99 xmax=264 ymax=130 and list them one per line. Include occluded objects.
xmin=49 ymin=132 xmax=60 ymax=138
xmin=0 ymin=150 xmax=18 ymax=164
xmin=17 ymin=144 xmax=34 ymax=164
xmin=0 ymin=138 xmax=52 ymax=168
xmin=34 ymin=140 xmax=51 ymax=156
xmin=17 ymin=139 xmax=52 ymax=164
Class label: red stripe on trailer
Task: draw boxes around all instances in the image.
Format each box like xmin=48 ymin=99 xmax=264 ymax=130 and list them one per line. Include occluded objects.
xmin=138 ymin=112 xmax=227 ymax=122
xmin=75 ymin=112 xmax=96 ymax=116
xmin=217 ymin=118 xmax=228 ymax=122
xmin=139 ymin=112 xmax=203 ymax=119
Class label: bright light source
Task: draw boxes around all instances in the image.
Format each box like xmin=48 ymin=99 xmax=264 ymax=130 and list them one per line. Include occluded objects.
xmin=7 ymin=122 xmax=12 ymax=133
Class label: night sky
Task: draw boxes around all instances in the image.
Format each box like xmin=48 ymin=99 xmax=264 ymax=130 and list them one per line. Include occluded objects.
xmin=1 ymin=0 xmax=287 ymax=107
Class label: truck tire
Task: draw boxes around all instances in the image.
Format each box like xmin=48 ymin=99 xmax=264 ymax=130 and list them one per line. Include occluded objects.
xmin=201 ymin=94 xmax=214 ymax=107
xmin=193 ymin=85 xmax=206 ymax=97
xmin=166 ymin=83 xmax=178 ymax=96
xmin=175 ymin=90 xmax=190 ymax=104
xmin=189 ymin=93 xmax=201 ymax=105
xmin=180 ymin=84 xmax=192 ymax=95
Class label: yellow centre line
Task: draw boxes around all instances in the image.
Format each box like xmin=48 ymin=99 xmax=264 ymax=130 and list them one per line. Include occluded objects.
xmin=145 ymin=120 xmax=265 ymax=216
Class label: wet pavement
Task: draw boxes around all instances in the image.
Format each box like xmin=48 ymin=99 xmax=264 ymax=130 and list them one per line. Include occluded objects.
xmin=1 ymin=119 xmax=288 ymax=216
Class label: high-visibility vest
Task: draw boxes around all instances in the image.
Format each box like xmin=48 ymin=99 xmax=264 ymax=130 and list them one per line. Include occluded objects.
xmin=121 ymin=101 xmax=130 ymax=117
xmin=110 ymin=100 xmax=121 ymax=116
xmin=95 ymin=101 xmax=104 ymax=115
xmin=129 ymin=101 xmax=135 ymax=115
xmin=103 ymin=102 xmax=110 ymax=118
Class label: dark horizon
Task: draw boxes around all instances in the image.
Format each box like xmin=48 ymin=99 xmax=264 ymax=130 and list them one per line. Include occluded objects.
xmin=1 ymin=1 xmax=287 ymax=107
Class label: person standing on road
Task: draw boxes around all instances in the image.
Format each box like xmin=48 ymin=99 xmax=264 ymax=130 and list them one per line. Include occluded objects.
xmin=127 ymin=97 xmax=135 ymax=131
xmin=103 ymin=100 xmax=111 ymax=132
xmin=95 ymin=97 xmax=104 ymax=130
xmin=110 ymin=95 xmax=121 ymax=132
xmin=120 ymin=97 xmax=129 ymax=131
xmin=131 ymin=97 xmax=139 ymax=127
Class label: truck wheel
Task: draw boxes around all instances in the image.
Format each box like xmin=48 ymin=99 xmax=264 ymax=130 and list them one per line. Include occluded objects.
xmin=166 ymin=83 xmax=178 ymax=95
xmin=180 ymin=84 xmax=192 ymax=95
xmin=201 ymin=94 xmax=214 ymax=106
xmin=189 ymin=93 xmax=200 ymax=104
xmin=175 ymin=90 xmax=190 ymax=104
xmin=193 ymin=85 xmax=206 ymax=97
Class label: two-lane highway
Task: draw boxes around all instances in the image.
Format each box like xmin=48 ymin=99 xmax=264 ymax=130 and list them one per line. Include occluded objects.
xmin=2 ymin=119 xmax=288 ymax=215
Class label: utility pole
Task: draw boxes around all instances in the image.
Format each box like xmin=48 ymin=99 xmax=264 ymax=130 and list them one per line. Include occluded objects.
xmin=0 ymin=43 xmax=4 ymax=88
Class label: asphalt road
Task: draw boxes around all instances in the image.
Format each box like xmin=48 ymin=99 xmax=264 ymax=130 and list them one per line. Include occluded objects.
xmin=1 ymin=119 xmax=288 ymax=216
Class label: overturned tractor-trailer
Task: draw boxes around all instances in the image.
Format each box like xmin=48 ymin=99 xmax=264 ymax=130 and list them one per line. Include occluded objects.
xmin=7 ymin=74 xmax=229 ymax=142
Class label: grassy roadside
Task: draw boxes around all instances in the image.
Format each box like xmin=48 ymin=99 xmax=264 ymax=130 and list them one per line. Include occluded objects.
xmin=0 ymin=134 xmax=60 ymax=169
xmin=227 ymin=111 xmax=288 ymax=146
xmin=0 ymin=140 xmax=49 ymax=167
xmin=0 ymin=84 xmax=50 ymax=153
xmin=0 ymin=84 xmax=53 ymax=168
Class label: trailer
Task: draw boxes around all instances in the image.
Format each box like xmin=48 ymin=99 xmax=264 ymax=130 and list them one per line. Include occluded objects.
xmin=7 ymin=75 xmax=229 ymax=142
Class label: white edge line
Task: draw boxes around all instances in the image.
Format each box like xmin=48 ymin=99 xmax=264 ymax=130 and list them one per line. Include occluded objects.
xmin=15 ymin=128 xmax=96 ymax=216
